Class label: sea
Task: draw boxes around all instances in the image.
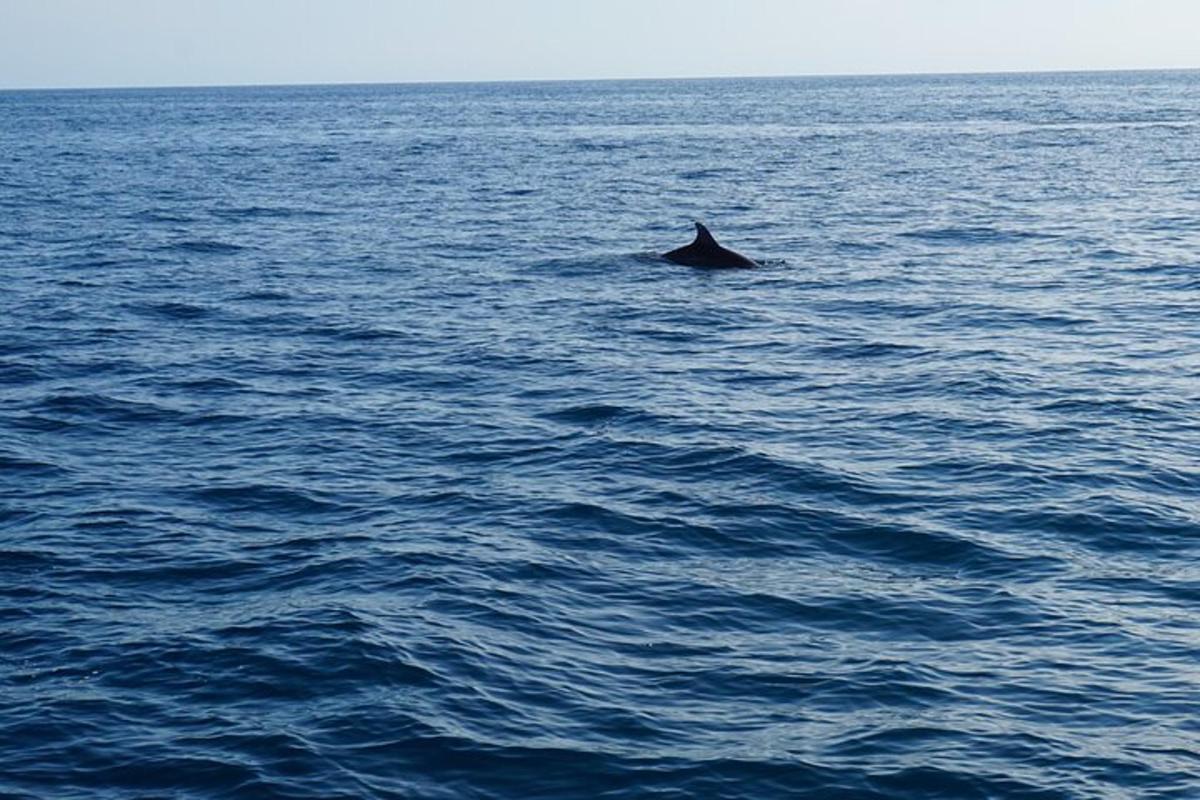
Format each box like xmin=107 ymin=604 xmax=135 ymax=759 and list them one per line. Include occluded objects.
xmin=1 ymin=71 xmax=1198 ymax=799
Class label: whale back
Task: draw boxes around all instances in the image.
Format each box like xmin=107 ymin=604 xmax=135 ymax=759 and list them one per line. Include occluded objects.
xmin=663 ymin=222 xmax=757 ymax=269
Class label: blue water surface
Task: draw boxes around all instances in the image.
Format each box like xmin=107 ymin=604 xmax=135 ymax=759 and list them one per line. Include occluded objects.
xmin=2 ymin=72 xmax=1199 ymax=799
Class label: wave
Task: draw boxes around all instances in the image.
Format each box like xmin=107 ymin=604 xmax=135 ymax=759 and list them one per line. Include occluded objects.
xmin=898 ymin=226 xmax=1056 ymax=245
xmin=210 ymin=205 xmax=334 ymax=221
xmin=164 ymin=239 xmax=248 ymax=254
xmin=126 ymin=301 xmax=214 ymax=320
xmin=188 ymin=484 xmax=353 ymax=516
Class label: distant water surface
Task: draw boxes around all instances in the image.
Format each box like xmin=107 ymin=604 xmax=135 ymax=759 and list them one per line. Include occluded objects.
xmin=2 ymin=72 xmax=1199 ymax=799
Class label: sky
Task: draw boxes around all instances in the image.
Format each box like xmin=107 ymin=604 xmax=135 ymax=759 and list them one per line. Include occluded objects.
xmin=1 ymin=0 xmax=1198 ymax=90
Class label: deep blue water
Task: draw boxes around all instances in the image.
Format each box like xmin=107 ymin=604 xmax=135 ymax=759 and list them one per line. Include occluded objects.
xmin=2 ymin=72 xmax=1199 ymax=799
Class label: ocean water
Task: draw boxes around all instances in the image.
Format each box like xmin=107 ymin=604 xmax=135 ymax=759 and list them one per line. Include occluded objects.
xmin=1 ymin=71 xmax=1199 ymax=799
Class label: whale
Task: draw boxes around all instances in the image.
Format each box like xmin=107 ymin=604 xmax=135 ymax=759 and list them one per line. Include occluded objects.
xmin=662 ymin=222 xmax=758 ymax=269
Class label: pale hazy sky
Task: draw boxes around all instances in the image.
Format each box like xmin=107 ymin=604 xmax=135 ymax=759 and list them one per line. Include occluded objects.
xmin=1 ymin=0 xmax=1197 ymax=89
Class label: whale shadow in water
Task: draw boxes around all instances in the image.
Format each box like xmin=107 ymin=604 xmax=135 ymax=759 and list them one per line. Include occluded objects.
xmin=662 ymin=222 xmax=758 ymax=269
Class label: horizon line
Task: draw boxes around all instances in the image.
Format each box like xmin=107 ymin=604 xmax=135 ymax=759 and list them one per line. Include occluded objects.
xmin=1 ymin=65 xmax=1197 ymax=94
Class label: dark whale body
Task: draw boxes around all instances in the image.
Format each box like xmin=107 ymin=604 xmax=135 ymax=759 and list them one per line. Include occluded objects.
xmin=662 ymin=222 xmax=758 ymax=269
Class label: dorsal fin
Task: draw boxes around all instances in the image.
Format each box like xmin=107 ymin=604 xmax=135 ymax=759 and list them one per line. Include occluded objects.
xmin=694 ymin=221 xmax=718 ymax=248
